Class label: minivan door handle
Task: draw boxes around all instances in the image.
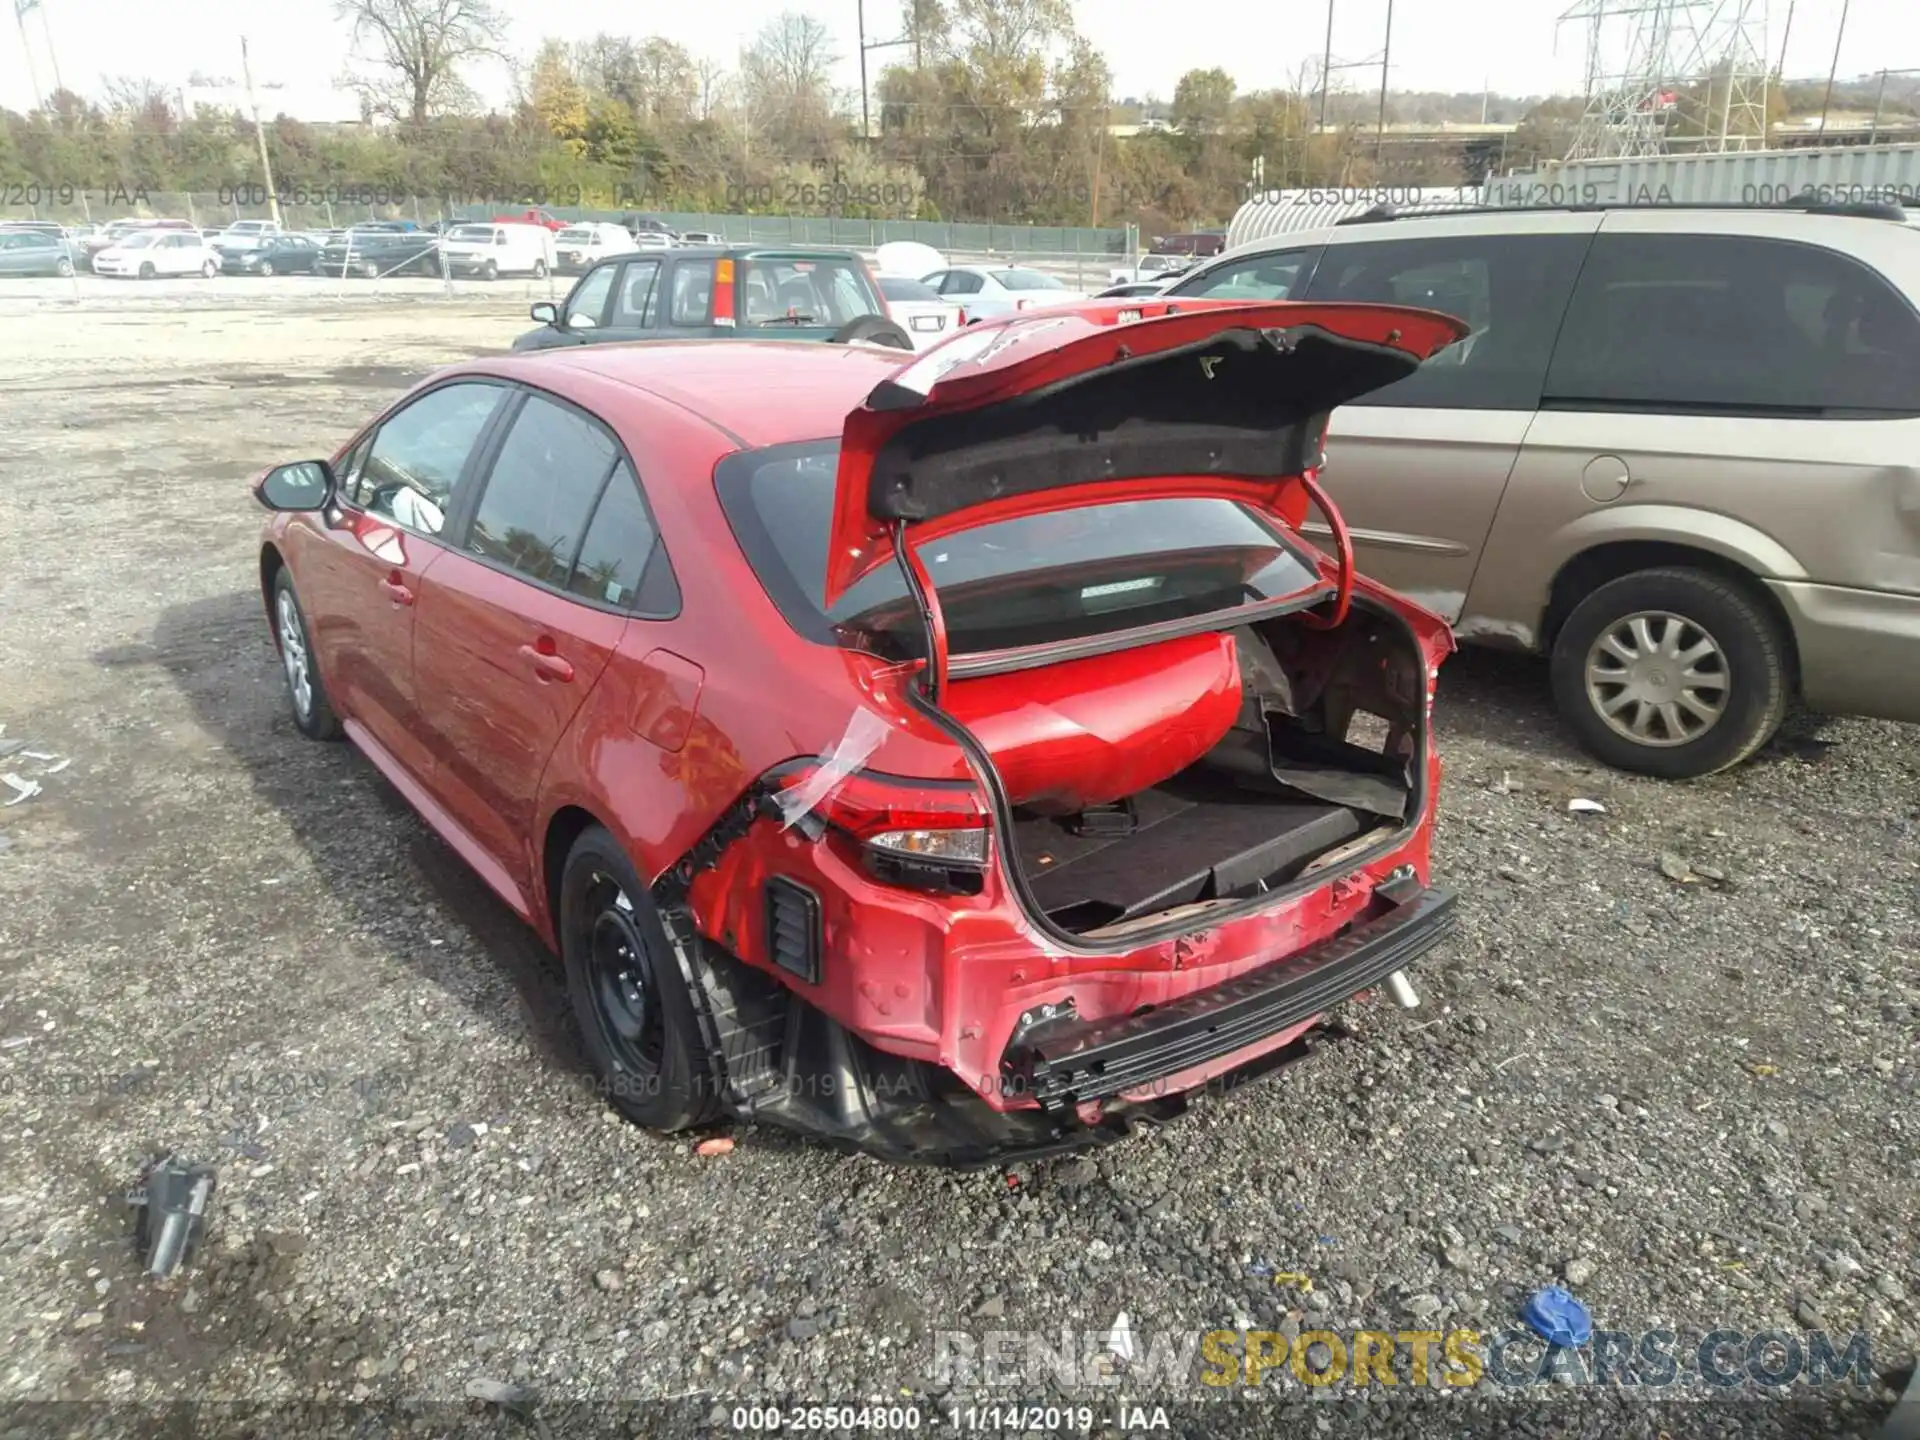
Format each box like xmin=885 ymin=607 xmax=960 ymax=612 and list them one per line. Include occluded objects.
xmin=519 ymin=642 xmax=574 ymax=684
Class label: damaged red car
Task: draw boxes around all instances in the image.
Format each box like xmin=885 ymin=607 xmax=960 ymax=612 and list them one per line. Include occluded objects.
xmin=253 ymin=297 xmax=1467 ymax=1163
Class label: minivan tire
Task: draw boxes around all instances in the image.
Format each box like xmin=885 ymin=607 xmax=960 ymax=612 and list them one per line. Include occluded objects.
xmin=1550 ymin=566 xmax=1789 ymax=780
xmin=559 ymin=827 xmax=724 ymax=1134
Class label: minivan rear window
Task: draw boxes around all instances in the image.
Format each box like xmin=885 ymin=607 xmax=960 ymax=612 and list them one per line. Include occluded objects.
xmin=716 ymin=441 xmax=1328 ymax=661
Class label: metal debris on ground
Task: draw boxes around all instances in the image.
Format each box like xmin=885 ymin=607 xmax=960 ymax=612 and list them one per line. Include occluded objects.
xmin=1270 ymin=1271 xmax=1314 ymax=1293
xmin=2 ymin=774 xmax=41 ymax=807
xmin=1520 ymin=1285 xmax=1593 ymax=1348
xmin=1567 ymin=798 xmax=1607 ymax=814
xmin=127 ymin=1154 xmax=218 ymax=1279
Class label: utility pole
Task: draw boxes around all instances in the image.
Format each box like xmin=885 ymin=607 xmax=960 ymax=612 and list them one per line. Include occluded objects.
xmin=31 ymin=0 xmax=61 ymax=96
xmin=14 ymin=0 xmax=44 ymax=111
xmin=1817 ymin=0 xmax=1849 ymax=136
xmin=1375 ymin=0 xmax=1394 ymax=162
xmin=857 ymin=0 xmax=871 ymax=140
xmin=1318 ymin=0 xmax=1335 ymax=129
xmin=240 ymin=36 xmax=284 ymax=226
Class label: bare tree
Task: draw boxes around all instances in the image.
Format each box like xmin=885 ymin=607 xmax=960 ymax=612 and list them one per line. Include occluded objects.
xmin=335 ymin=0 xmax=505 ymax=125
xmin=739 ymin=12 xmax=842 ymax=154
xmin=693 ymin=56 xmax=729 ymax=122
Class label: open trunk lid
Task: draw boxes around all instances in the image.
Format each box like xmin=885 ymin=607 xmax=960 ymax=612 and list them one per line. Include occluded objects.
xmin=822 ymin=299 xmax=1467 ymax=607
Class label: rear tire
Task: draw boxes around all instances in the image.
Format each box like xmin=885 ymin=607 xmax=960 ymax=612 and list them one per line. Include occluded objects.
xmin=271 ymin=569 xmax=342 ymax=742
xmin=258 ymin=259 xmax=275 ymax=277
xmin=56 ymin=257 xmax=74 ymax=277
xmin=202 ymin=259 xmax=218 ymax=279
xmin=361 ymin=260 xmax=380 ymax=279
xmin=482 ymin=259 xmax=499 ymax=281
xmin=531 ymin=258 xmax=547 ymax=280
xmin=138 ymin=262 xmax=155 ymax=280
xmin=559 ymin=828 xmax=723 ymax=1133
xmin=1549 ymin=566 xmax=1789 ymax=779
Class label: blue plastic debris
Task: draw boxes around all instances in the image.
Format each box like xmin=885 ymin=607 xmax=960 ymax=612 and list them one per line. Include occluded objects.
xmin=1521 ymin=1285 xmax=1593 ymax=1348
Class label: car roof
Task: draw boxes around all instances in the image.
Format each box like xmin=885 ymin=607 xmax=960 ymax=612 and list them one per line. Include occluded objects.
xmin=459 ymin=341 xmax=910 ymax=450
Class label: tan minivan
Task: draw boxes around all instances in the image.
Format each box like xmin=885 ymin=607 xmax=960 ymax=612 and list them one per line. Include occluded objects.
xmin=1166 ymin=203 xmax=1920 ymax=778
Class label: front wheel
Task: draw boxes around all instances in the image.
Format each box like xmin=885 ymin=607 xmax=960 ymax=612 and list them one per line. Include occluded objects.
xmin=481 ymin=259 xmax=499 ymax=281
xmin=1549 ymin=566 xmax=1789 ymax=779
xmin=271 ymin=568 xmax=342 ymax=741
xmin=258 ymin=259 xmax=275 ymax=277
xmin=202 ymin=259 xmax=218 ymax=278
xmin=138 ymin=262 xmax=156 ymax=280
xmin=531 ymin=258 xmax=547 ymax=280
xmin=361 ymin=260 xmax=380 ymax=278
xmin=559 ymin=828 xmax=722 ymax=1133
xmin=56 ymin=256 xmax=74 ymax=277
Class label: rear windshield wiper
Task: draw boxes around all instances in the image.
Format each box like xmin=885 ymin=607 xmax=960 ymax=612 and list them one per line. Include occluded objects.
xmin=755 ymin=314 xmax=820 ymax=327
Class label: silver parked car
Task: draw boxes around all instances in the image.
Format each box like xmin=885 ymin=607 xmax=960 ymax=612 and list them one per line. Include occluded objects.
xmin=1164 ymin=201 xmax=1920 ymax=778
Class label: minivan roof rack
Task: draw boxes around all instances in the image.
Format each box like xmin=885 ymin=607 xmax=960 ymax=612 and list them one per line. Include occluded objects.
xmin=1336 ymin=197 xmax=1908 ymax=226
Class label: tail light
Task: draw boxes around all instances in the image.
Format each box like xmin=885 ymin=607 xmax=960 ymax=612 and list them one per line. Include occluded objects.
xmin=956 ymin=307 xmax=968 ymax=325
xmin=772 ymin=767 xmax=989 ymax=892
xmin=713 ymin=258 xmax=736 ymax=328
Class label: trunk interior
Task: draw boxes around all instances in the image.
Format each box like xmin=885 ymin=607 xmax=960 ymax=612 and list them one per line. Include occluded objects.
xmin=989 ymin=603 xmax=1427 ymax=938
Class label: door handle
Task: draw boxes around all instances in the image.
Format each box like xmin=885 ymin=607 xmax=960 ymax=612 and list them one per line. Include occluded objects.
xmin=381 ymin=576 xmax=414 ymax=606
xmin=519 ymin=643 xmax=574 ymax=683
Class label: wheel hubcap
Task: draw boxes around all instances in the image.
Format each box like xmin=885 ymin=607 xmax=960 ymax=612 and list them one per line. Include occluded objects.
xmin=277 ymin=591 xmax=312 ymax=717
xmin=1584 ymin=610 xmax=1729 ymax=747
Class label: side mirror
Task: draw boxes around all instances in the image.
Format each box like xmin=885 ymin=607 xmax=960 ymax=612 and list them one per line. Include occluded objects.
xmin=530 ymin=301 xmax=558 ymax=325
xmin=255 ymin=460 xmax=334 ymax=512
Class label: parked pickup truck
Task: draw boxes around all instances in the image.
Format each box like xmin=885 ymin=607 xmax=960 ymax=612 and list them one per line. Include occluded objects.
xmin=491 ymin=208 xmax=568 ymax=232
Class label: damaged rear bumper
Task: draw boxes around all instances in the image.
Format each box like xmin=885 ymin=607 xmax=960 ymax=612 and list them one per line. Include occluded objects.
xmin=664 ymin=885 xmax=1453 ymax=1166
xmin=1004 ymin=884 xmax=1457 ymax=1112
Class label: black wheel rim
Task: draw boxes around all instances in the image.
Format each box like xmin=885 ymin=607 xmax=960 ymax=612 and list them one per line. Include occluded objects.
xmin=581 ymin=872 xmax=665 ymax=1081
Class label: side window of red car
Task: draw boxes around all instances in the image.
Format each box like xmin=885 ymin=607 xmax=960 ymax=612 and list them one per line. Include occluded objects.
xmin=465 ymin=394 xmax=619 ymax=589
xmin=351 ymin=382 xmax=506 ymax=538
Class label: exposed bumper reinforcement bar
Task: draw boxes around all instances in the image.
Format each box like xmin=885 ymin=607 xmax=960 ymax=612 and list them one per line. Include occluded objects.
xmin=1008 ymin=886 xmax=1458 ymax=1112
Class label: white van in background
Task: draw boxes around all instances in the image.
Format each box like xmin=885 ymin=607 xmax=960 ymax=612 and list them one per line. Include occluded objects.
xmin=440 ymin=223 xmax=555 ymax=280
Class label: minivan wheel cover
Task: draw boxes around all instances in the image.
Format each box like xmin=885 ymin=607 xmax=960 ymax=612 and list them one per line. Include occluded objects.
xmin=1585 ymin=610 xmax=1730 ymax=747
xmin=276 ymin=591 xmax=312 ymax=718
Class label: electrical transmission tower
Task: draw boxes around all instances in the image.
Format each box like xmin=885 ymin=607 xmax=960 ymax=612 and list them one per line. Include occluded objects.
xmin=1557 ymin=0 xmax=1771 ymax=160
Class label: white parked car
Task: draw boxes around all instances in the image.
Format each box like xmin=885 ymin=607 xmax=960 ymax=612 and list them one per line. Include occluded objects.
xmin=91 ymin=230 xmax=221 ymax=279
xmin=919 ymin=264 xmax=1085 ymax=320
xmin=876 ymin=274 xmax=967 ymax=350
xmin=438 ymin=222 xmax=556 ymax=280
xmin=632 ymin=232 xmax=674 ymax=251
xmin=1107 ymin=252 xmax=1189 ymax=286
xmin=676 ymin=230 xmax=723 ymax=246
xmin=554 ymin=222 xmax=637 ymax=274
xmin=214 ymin=219 xmax=283 ymax=252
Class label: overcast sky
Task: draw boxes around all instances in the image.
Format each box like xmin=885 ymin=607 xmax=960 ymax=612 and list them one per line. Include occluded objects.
xmin=2 ymin=0 xmax=1911 ymax=119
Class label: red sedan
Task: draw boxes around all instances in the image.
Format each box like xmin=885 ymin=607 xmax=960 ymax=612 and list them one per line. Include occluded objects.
xmin=254 ymin=299 xmax=1468 ymax=1163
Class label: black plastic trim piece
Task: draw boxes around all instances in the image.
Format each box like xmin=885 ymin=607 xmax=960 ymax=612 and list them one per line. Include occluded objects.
xmin=1007 ymin=886 xmax=1457 ymax=1111
xmin=764 ymin=876 xmax=823 ymax=985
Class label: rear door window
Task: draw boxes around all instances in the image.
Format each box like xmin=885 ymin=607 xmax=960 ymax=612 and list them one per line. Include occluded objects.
xmin=1301 ymin=233 xmax=1590 ymax=410
xmin=717 ymin=443 xmax=1325 ymax=661
xmin=1543 ymin=232 xmax=1920 ymax=415
xmin=669 ymin=261 xmax=713 ymax=325
xmin=610 ymin=259 xmax=663 ymax=327
xmin=464 ymin=394 xmax=620 ymax=588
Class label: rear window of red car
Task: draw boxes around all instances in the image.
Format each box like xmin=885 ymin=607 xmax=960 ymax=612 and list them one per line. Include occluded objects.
xmin=716 ymin=441 xmax=1326 ymax=662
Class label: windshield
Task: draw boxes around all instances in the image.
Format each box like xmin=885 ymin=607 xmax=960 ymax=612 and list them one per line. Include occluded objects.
xmin=738 ymin=258 xmax=882 ymax=327
xmin=879 ymin=276 xmax=941 ymax=303
xmin=557 ymin=227 xmax=593 ymax=242
xmin=116 ymin=233 xmax=156 ymax=249
xmin=716 ymin=442 xmax=1326 ymax=661
xmin=992 ymin=269 xmax=1066 ymax=291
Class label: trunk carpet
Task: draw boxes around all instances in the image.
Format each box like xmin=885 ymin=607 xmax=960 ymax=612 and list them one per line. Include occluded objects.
xmin=1012 ymin=778 xmax=1365 ymax=927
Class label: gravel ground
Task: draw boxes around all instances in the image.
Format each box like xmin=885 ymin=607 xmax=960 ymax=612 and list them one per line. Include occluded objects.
xmin=0 ymin=292 xmax=1913 ymax=1439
